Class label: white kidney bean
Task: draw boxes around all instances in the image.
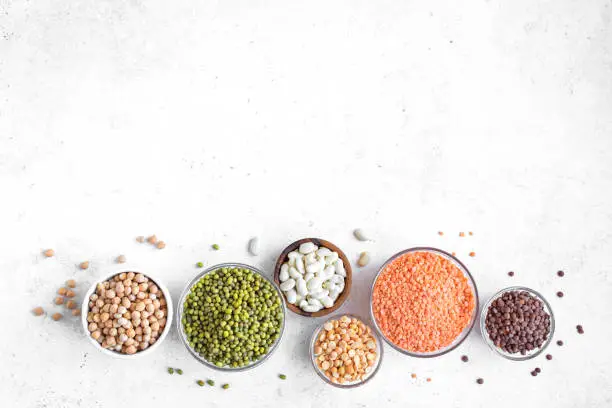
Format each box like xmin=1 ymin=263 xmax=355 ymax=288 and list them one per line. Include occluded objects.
xmin=285 ymin=289 xmax=297 ymax=304
xmin=299 ymin=242 xmax=317 ymax=254
xmin=321 ymin=265 xmax=335 ymax=279
xmin=304 ymin=272 xmax=314 ymax=283
xmin=279 ymin=264 xmax=290 ymax=282
xmin=306 ymin=261 xmax=322 ymax=274
xmin=288 ymin=266 xmax=302 ymax=280
xmin=307 ymin=277 xmax=323 ymax=292
xmin=248 ymin=237 xmax=259 ymax=255
xmin=296 ymin=278 xmax=308 ymax=296
xmin=320 ymin=296 xmax=334 ymax=308
xmin=299 ymin=299 xmax=309 ymax=309
xmin=311 ymin=290 xmax=329 ymax=300
xmin=353 ymin=228 xmax=371 ymax=241
xmin=357 ymin=251 xmax=370 ymax=267
xmin=295 ymin=257 xmax=305 ymax=274
xmin=280 ymin=279 xmax=296 ymax=291
xmin=303 ymin=304 xmax=321 ymax=313
xmin=316 ymin=247 xmax=332 ymax=257
xmin=305 ymin=252 xmax=317 ymax=264
xmin=324 ymin=252 xmax=339 ymax=265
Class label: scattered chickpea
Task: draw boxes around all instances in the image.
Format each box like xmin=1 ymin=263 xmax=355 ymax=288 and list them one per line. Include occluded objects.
xmin=57 ymin=287 xmax=67 ymax=296
xmin=459 ymin=232 xmax=465 ymax=237
xmin=43 ymin=249 xmax=55 ymax=257
xmin=438 ymin=231 xmax=444 ymax=236
xmin=66 ymin=279 xmax=76 ymax=288
xmin=66 ymin=300 xmax=77 ymax=310
xmin=32 ymin=307 xmax=44 ymax=316
xmin=469 ymin=231 xmax=474 ymax=236
xmin=156 ymin=241 xmax=166 ymax=249
xmin=469 ymin=252 xmax=476 ymax=257
xmin=147 ymin=235 xmax=157 ymax=245
xmin=52 ymin=313 xmax=63 ymax=321
xmin=54 ymin=296 xmax=64 ymax=305
xmin=136 ymin=236 xmax=145 ymax=243
xmin=79 ymin=261 xmax=89 ymax=270
xmin=411 ymin=373 xmax=417 ymax=379
xmin=116 ymin=255 xmax=126 ymax=264
xmin=65 ymin=290 xmax=75 ymax=298
xmin=71 ymin=309 xmax=81 ymax=316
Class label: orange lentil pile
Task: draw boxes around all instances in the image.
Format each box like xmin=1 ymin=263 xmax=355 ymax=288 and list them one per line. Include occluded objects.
xmin=372 ymin=251 xmax=475 ymax=353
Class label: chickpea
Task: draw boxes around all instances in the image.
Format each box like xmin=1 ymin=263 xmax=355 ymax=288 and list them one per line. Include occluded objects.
xmin=66 ymin=279 xmax=76 ymax=288
xmin=135 ymin=236 xmax=145 ymax=243
xmin=109 ymin=328 xmax=118 ymax=337
xmin=104 ymin=320 xmax=113 ymax=328
xmin=66 ymin=300 xmax=76 ymax=310
xmin=135 ymin=302 xmax=145 ymax=312
xmin=58 ymin=287 xmax=67 ymax=296
xmin=145 ymin=303 xmax=155 ymax=313
xmin=126 ymin=328 xmax=136 ymax=338
xmin=146 ymin=235 xmax=157 ymax=245
xmin=54 ymin=297 xmax=64 ymax=305
xmin=116 ymin=255 xmax=126 ymax=264
xmin=136 ymin=292 xmax=146 ymax=300
xmin=125 ymin=345 xmax=137 ymax=354
xmin=32 ymin=307 xmax=44 ymax=316
xmin=72 ymin=309 xmax=81 ymax=316
xmin=88 ymin=322 xmax=98 ymax=332
xmin=156 ymin=241 xmax=166 ymax=249
xmin=109 ymin=304 xmax=118 ymax=314
xmin=101 ymin=304 xmax=110 ymax=313
xmin=91 ymin=330 xmax=101 ymax=340
xmin=106 ymin=290 xmax=116 ymax=299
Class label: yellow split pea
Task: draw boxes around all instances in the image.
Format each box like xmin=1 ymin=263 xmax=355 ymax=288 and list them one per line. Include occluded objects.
xmin=313 ymin=315 xmax=378 ymax=385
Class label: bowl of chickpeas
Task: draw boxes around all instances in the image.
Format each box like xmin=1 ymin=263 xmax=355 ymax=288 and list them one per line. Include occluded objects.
xmin=81 ymin=270 xmax=173 ymax=358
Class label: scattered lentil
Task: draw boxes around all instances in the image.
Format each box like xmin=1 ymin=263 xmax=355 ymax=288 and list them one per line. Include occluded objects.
xmin=557 ymin=340 xmax=564 ymax=346
xmin=181 ymin=266 xmax=283 ymax=368
xmin=52 ymin=313 xmax=63 ymax=321
xmin=469 ymin=252 xmax=476 ymax=257
xmin=197 ymin=380 xmax=205 ymax=387
xmin=32 ymin=307 xmax=44 ymax=316
xmin=176 ymin=369 xmax=183 ymax=375
xmin=469 ymin=232 xmax=473 ymax=236
xmin=279 ymin=374 xmax=287 ymax=380
xmin=313 ymin=315 xmax=378 ymax=384
xmin=222 ymin=384 xmax=230 ymax=390
xmin=196 ymin=262 xmax=204 ymax=268
xmin=411 ymin=373 xmax=417 ymax=379
xmin=207 ymin=379 xmax=215 ymax=386
xmin=476 ymin=378 xmax=484 ymax=384
xmin=556 ymin=291 xmax=564 ymax=298
xmin=546 ymin=354 xmax=552 ymax=360
xmin=43 ymin=249 xmax=55 ymax=257
xmin=535 ymin=367 xmax=541 ymax=373
xmin=557 ymin=270 xmax=565 ymax=277
xmin=79 ymin=261 xmax=89 ymax=270
xmin=438 ymin=231 xmax=444 ymax=236
xmin=577 ymin=325 xmax=584 ymax=334
xmin=461 ymin=355 xmax=469 ymax=362
xmin=167 ymin=367 xmax=174 ymax=374
xmin=508 ymin=271 xmax=515 ymax=277
xmin=212 ymin=244 xmax=220 ymax=250
xmin=531 ymin=370 xmax=537 ymax=377
xmin=372 ymin=251 xmax=475 ymax=353
xmin=426 ymin=378 xmax=432 ymax=382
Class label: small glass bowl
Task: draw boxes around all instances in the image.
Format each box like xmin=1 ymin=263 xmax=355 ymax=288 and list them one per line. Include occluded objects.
xmin=369 ymin=247 xmax=479 ymax=358
xmin=309 ymin=314 xmax=384 ymax=388
xmin=480 ymin=286 xmax=555 ymax=361
xmin=177 ymin=262 xmax=286 ymax=372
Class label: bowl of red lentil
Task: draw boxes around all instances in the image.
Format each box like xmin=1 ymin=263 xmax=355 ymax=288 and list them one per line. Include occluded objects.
xmin=370 ymin=247 xmax=478 ymax=357
xmin=309 ymin=314 xmax=383 ymax=388
xmin=81 ymin=270 xmax=173 ymax=358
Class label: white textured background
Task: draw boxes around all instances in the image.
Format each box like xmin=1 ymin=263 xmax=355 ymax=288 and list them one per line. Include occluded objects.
xmin=1 ymin=0 xmax=611 ymax=407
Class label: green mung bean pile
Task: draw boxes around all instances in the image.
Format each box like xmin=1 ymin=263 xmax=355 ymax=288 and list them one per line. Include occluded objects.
xmin=182 ymin=266 xmax=284 ymax=368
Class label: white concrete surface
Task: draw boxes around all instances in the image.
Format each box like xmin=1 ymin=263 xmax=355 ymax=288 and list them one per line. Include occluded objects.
xmin=1 ymin=0 xmax=611 ymax=407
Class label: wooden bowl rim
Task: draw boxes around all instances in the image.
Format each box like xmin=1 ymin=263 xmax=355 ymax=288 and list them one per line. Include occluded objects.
xmin=273 ymin=238 xmax=352 ymax=318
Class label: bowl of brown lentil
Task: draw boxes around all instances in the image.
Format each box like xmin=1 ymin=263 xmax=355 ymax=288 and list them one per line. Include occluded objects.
xmin=81 ymin=270 xmax=173 ymax=358
xmin=309 ymin=314 xmax=383 ymax=388
xmin=480 ymin=286 xmax=555 ymax=361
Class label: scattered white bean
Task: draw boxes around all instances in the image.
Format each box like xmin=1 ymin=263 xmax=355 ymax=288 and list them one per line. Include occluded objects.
xmin=248 ymin=237 xmax=259 ymax=256
xmin=285 ymin=289 xmax=297 ymax=304
xmin=353 ymin=228 xmax=371 ymax=242
xmin=357 ymin=251 xmax=370 ymax=267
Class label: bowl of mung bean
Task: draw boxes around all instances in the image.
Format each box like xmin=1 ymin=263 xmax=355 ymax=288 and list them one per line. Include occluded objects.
xmin=177 ymin=263 xmax=286 ymax=371
xmin=81 ymin=270 xmax=173 ymax=358
xmin=310 ymin=314 xmax=383 ymax=388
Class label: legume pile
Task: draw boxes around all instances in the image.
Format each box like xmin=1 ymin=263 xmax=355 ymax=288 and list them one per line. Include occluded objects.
xmin=181 ymin=266 xmax=284 ymax=368
xmin=86 ymin=272 xmax=168 ymax=354
xmin=485 ymin=290 xmax=551 ymax=355
xmin=313 ymin=315 xmax=378 ymax=385
xmin=372 ymin=251 xmax=475 ymax=353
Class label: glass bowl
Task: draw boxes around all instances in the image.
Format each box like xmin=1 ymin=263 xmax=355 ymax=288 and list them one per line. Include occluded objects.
xmin=309 ymin=314 xmax=384 ymax=388
xmin=369 ymin=247 xmax=479 ymax=358
xmin=480 ymin=286 xmax=555 ymax=361
xmin=177 ymin=262 xmax=286 ymax=372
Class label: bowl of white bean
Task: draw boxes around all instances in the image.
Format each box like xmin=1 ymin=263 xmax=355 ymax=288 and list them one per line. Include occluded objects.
xmin=81 ymin=270 xmax=173 ymax=359
xmin=274 ymin=238 xmax=352 ymax=318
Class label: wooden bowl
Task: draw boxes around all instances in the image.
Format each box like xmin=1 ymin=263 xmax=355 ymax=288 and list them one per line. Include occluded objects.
xmin=273 ymin=238 xmax=352 ymax=318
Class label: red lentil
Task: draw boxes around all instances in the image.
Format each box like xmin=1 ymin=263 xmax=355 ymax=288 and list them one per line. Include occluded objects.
xmin=372 ymin=251 xmax=475 ymax=353
xmin=469 ymin=252 xmax=476 ymax=257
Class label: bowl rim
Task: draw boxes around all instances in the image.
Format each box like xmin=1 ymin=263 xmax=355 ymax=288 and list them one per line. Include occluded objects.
xmin=80 ymin=269 xmax=174 ymax=359
xmin=176 ymin=262 xmax=286 ymax=372
xmin=479 ymin=286 xmax=555 ymax=361
xmin=273 ymin=237 xmax=352 ymax=318
xmin=369 ymin=246 xmax=479 ymax=358
xmin=309 ymin=313 xmax=384 ymax=388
